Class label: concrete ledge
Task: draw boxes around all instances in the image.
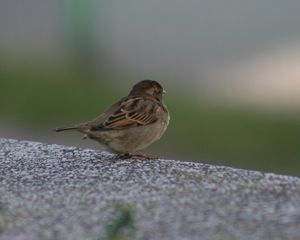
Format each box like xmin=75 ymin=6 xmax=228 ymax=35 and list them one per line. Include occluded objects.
xmin=0 ymin=138 xmax=300 ymax=240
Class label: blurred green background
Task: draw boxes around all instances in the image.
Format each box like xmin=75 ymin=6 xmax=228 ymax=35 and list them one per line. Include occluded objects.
xmin=1 ymin=1 xmax=300 ymax=176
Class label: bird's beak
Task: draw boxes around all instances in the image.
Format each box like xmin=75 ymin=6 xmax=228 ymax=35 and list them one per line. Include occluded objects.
xmin=163 ymin=89 xmax=166 ymax=94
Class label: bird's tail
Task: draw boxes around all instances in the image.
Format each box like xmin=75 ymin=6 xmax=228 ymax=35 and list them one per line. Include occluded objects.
xmin=54 ymin=126 xmax=79 ymax=132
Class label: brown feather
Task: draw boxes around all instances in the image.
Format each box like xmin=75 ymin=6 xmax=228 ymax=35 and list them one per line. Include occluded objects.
xmin=90 ymin=96 xmax=159 ymax=131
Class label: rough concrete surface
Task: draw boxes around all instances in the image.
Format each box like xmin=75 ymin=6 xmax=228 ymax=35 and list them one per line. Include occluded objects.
xmin=0 ymin=138 xmax=300 ymax=240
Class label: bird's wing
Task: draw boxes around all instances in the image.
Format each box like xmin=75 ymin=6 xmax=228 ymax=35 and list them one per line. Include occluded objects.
xmin=90 ymin=96 xmax=159 ymax=131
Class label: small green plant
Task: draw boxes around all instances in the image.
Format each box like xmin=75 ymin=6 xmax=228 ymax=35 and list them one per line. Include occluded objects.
xmin=0 ymin=202 xmax=5 ymax=214
xmin=0 ymin=200 xmax=7 ymax=234
xmin=105 ymin=204 xmax=136 ymax=240
xmin=214 ymin=234 xmax=233 ymax=240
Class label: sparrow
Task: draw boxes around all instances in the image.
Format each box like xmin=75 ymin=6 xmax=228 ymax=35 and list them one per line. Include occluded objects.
xmin=55 ymin=80 xmax=169 ymax=157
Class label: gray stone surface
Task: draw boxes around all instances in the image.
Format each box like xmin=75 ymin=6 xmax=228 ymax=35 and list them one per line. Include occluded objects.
xmin=0 ymin=138 xmax=300 ymax=240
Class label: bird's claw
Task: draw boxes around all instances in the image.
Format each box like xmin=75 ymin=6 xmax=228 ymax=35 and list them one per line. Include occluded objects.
xmin=118 ymin=153 xmax=158 ymax=160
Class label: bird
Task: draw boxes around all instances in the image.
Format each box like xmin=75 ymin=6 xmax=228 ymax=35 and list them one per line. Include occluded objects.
xmin=55 ymin=80 xmax=169 ymax=158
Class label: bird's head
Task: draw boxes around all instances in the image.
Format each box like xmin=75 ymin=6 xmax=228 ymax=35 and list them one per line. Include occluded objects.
xmin=129 ymin=80 xmax=166 ymax=101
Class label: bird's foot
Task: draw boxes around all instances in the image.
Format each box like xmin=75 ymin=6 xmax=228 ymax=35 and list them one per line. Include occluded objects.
xmin=118 ymin=153 xmax=132 ymax=159
xmin=118 ymin=153 xmax=158 ymax=160
xmin=132 ymin=152 xmax=158 ymax=160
